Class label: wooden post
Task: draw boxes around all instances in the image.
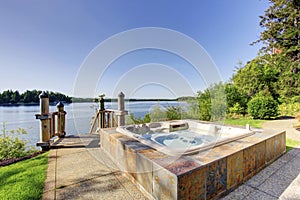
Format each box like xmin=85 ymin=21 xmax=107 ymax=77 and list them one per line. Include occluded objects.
xmin=99 ymin=111 xmax=106 ymax=128
xmin=56 ymin=102 xmax=66 ymax=138
xmin=51 ymin=113 xmax=55 ymax=138
xmin=36 ymin=91 xmax=51 ymax=151
xmin=112 ymin=112 xmax=115 ymax=127
xmin=107 ymin=111 xmax=111 ymax=128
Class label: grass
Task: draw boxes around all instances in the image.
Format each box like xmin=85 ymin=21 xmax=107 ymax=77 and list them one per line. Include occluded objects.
xmin=0 ymin=152 xmax=49 ymax=200
xmin=286 ymin=138 xmax=300 ymax=152
xmin=223 ymin=118 xmax=267 ymax=128
xmin=223 ymin=118 xmax=300 ymax=152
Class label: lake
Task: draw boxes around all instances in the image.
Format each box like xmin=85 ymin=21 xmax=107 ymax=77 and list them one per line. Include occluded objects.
xmin=0 ymin=101 xmax=184 ymax=147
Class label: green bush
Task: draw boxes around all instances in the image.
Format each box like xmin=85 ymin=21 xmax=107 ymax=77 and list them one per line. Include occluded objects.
xmin=0 ymin=123 xmax=37 ymax=160
xmin=225 ymin=83 xmax=248 ymax=115
xmin=185 ymin=98 xmax=200 ymax=119
xmin=127 ymin=113 xmax=151 ymax=124
xmin=166 ymin=106 xmax=185 ymax=120
xmin=227 ymin=102 xmax=244 ymax=119
xmin=149 ymin=105 xmax=168 ymax=122
xmin=291 ymin=96 xmax=300 ymax=103
xmin=279 ymin=102 xmax=300 ymax=117
xmin=126 ymin=104 xmax=186 ymax=125
xmin=0 ymin=136 xmax=28 ymax=159
xmin=198 ymin=90 xmax=211 ymax=121
xmin=197 ymin=83 xmax=227 ymax=121
xmin=247 ymin=93 xmax=279 ymax=119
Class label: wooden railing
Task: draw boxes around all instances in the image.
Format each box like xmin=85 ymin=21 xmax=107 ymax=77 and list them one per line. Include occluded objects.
xmin=89 ymin=92 xmax=128 ymax=134
xmin=89 ymin=109 xmax=118 ymax=134
xmin=36 ymin=92 xmax=67 ymax=150
xmin=50 ymin=109 xmax=67 ymax=138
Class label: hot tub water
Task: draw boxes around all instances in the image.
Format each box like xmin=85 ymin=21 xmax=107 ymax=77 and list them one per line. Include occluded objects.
xmin=117 ymin=120 xmax=254 ymax=155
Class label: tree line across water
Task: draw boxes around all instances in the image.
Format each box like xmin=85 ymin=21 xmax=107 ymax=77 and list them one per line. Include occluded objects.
xmin=0 ymin=90 xmax=72 ymax=105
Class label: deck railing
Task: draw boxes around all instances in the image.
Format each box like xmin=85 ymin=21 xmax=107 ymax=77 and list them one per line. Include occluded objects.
xmin=36 ymin=91 xmax=128 ymax=148
xmin=89 ymin=109 xmax=118 ymax=134
xmin=89 ymin=92 xmax=128 ymax=134
xmin=35 ymin=91 xmax=67 ymax=150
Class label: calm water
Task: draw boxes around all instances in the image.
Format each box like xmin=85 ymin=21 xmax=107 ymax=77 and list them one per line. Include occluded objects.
xmin=0 ymin=101 xmax=183 ymax=147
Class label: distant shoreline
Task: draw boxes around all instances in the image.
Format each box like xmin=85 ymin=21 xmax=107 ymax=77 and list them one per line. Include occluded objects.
xmin=0 ymin=102 xmax=69 ymax=107
xmin=0 ymin=98 xmax=190 ymax=106
xmin=79 ymin=98 xmax=185 ymax=103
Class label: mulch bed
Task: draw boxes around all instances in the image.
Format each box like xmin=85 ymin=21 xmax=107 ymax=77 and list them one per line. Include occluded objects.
xmin=0 ymin=151 xmax=46 ymax=167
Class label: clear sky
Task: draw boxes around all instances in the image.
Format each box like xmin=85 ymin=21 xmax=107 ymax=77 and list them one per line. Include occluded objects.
xmin=0 ymin=0 xmax=269 ymax=98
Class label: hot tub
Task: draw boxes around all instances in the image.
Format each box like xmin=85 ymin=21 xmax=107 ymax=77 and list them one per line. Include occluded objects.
xmin=116 ymin=120 xmax=254 ymax=156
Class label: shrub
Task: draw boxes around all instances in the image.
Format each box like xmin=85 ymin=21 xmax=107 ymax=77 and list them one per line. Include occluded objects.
xmin=166 ymin=106 xmax=185 ymax=120
xmin=279 ymin=102 xmax=300 ymax=117
xmin=197 ymin=82 xmax=227 ymax=121
xmin=149 ymin=105 xmax=167 ymax=122
xmin=228 ymin=102 xmax=244 ymax=119
xmin=0 ymin=123 xmax=37 ymax=160
xmin=127 ymin=113 xmax=151 ymax=124
xmin=198 ymin=90 xmax=211 ymax=121
xmin=0 ymin=136 xmax=28 ymax=160
xmin=247 ymin=93 xmax=279 ymax=119
xmin=126 ymin=104 xmax=186 ymax=125
xmin=291 ymin=96 xmax=300 ymax=103
xmin=185 ymin=98 xmax=200 ymax=119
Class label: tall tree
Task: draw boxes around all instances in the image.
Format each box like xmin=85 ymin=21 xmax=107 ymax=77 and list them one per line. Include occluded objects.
xmin=11 ymin=90 xmax=20 ymax=103
xmin=233 ymin=55 xmax=279 ymax=101
xmin=197 ymin=83 xmax=227 ymax=121
xmin=249 ymin=0 xmax=300 ymax=102
xmin=254 ymin=0 xmax=300 ymax=62
xmin=225 ymin=83 xmax=248 ymax=115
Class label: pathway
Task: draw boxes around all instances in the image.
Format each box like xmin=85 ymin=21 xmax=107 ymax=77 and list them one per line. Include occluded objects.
xmin=262 ymin=118 xmax=300 ymax=141
xmin=42 ymin=134 xmax=147 ymax=200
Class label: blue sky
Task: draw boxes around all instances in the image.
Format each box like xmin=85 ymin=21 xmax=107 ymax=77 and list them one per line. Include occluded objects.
xmin=0 ymin=0 xmax=269 ymax=98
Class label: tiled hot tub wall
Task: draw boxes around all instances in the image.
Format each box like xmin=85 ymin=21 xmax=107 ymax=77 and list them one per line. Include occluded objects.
xmin=100 ymin=128 xmax=286 ymax=200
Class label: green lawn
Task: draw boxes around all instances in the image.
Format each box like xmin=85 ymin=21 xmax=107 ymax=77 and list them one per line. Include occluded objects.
xmin=223 ymin=118 xmax=267 ymax=128
xmin=223 ymin=118 xmax=300 ymax=151
xmin=0 ymin=152 xmax=49 ymax=200
xmin=286 ymin=138 xmax=300 ymax=152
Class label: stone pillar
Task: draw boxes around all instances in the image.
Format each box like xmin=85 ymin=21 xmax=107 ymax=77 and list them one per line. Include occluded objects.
xmin=118 ymin=92 xmax=125 ymax=111
xmin=36 ymin=91 xmax=51 ymax=150
xmin=116 ymin=92 xmax=128 ymax=126
xmin=56 ymin=102 xmax=67 ymax=138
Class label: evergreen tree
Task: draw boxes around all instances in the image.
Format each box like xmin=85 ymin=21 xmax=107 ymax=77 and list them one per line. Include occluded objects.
xmin=232 ymin=0 xmax=300 ymax=104
xmin=11 ymin=90 xmax=20 ymax=103
xmin=0 ymin=90 xmax=72 ymax=104
xmin=254 ymin=0 xmax=300 ymax=62
xmin=233 ymin=55 xmax=280 ymax=101
xmin=253 ymin=0 xmax=300 ymax=102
